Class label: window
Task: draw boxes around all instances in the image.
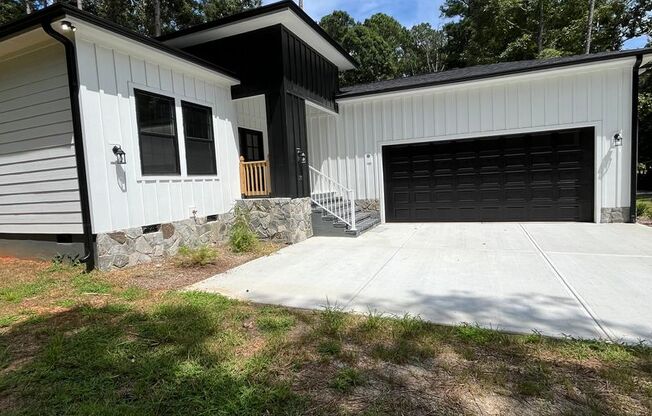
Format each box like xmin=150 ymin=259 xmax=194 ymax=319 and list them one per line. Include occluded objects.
xmin=134 ymin=90 xmax=180 ymax=175
xmin=182 ymin=101 xmax=217 ymax=175
xmin=238 ymin=128 xmax=264 ymax=161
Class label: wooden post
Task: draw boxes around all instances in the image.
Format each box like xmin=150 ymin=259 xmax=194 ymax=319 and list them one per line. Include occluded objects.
xmin=239 ymin=156 xmax=246 ymax=196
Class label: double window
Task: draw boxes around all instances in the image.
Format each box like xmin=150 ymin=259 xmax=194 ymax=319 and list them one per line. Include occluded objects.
xmin=134 ymin=89 xmax=216 ymax=176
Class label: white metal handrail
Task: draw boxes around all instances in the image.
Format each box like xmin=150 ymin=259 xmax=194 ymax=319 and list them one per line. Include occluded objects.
xmin=309 ymin=166 xmax=356 ymax=231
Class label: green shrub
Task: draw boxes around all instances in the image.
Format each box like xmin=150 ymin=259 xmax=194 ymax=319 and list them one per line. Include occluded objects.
xmin=229 ymin=207 xmax=259 ymax=253
xmin=636 ymin=200 xmax=651 ymax=218
xmin=175 ymin=245 xmax=218 ymax=267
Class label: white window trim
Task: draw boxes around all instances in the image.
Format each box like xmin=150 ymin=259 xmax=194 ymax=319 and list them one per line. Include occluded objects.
xmin=128 ymin=82 xmax=221 ymax=182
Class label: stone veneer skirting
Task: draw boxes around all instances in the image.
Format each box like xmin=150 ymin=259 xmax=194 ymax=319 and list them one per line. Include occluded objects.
xmin=601 ymin=207 xmax=630 ymax=223
xmin=355 ymin=199 xmax=380 ymax=214
xmin=96 ymin=197 xmax=312 ymax=271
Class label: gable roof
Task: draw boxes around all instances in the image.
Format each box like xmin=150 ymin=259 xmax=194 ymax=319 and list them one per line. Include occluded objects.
xmin=338 ymin=48 xmax=652 ymax=99
xmin=158 ymin=0 xmax=357 ymax=71
xmin=0 ymin=3 xmax=238 ymax=81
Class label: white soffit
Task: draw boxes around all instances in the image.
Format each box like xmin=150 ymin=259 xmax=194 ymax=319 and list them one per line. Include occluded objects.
xmin=163 ymin=9 xmax=355 ymax=71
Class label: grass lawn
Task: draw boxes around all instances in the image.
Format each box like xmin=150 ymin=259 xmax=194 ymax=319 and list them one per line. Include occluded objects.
xmin=0 ymin=252 xmax=651 ymax=415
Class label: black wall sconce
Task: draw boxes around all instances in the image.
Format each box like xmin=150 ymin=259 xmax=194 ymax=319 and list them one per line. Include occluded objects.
xmin=112 ymin=145 xmax=126 ymax=164
xmin=60 ymin=20 xmax=76 ymax=32
xmin=296 ymin=147 xmax=307 ymax=165
xmin=613 ymin=133 xmax=623 ymax=147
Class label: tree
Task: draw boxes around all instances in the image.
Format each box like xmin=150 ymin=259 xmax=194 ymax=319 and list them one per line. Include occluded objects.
xmin=204 ymin=0 xmax=261 ymax=20
xmin=586 ymin=0 xmax=596 ymax=53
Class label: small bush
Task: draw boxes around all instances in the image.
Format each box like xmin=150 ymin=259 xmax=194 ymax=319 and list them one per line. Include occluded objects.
xmin=318 ymin=302 xmax=347 ymax=336
xmin=636 ymin=200 xmax=651 ymax=218
xmin=175 ymin=245 xmax=218 ymax=267
xmin=229 ymin=207 xmax=259 ymax=253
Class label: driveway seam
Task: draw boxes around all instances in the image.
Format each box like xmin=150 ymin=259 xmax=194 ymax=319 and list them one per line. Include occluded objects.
xmin=518 ymin=223 xmax=614 ymax=341
xmin=344 ymin=225 xmax=421 ymax=309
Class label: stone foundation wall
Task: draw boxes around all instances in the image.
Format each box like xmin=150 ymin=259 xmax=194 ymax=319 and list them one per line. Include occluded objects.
xmin=235 ymin=197 xmax=312 ymax=244
xmin=96 ymin=197 xmax=313 ymax=270
xmin=601 ymin=207 xmax=630 ymax=223
xmin=355 ymin=199 xmax=380 ymax=214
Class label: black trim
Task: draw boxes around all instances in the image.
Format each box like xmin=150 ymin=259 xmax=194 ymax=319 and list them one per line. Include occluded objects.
xmin=0 ymin=233 xmax=88 ymax=243
xmin=338 ymin=49 xmax=652 ymax=99
xmin=157 ymin=0 xmax=358 ymax=68
xmin=133 ymin=89 xmax=181 ymax=176
xmin=41 ymin=20 xmax=95 ymax=272
xmin=181 ymin=100 xmax=217 ymax=175
xmin=0 ymin=3 xmax=238 ymax=80
xmin=630 ymin=54 xmax=643 ymax=222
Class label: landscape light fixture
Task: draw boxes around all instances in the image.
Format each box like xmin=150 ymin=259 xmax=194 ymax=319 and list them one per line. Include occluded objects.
xmin=60 ymin=21 xmax=76 ymax=32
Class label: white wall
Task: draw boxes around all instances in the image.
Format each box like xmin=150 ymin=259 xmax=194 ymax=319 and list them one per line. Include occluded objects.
xmin=74 ymin=24 xmax=241 ymax=234
xmin=0 ymin=42 xmax=83 ymax=234
xmin=235 ymin=95 xmax=269 ymax=159
xmin=307 ymin=59 xmax=636 ymax=222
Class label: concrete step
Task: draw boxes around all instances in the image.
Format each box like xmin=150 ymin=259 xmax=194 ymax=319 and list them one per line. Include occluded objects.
xmin=345 ymin=215 xmax=381 ymax=236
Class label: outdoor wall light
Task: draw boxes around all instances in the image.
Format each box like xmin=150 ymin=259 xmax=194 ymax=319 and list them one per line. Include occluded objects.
xmin=112 ymin=145 xmax=126 ymax=164
xmin=613 ymin=133 xmax=623 ymax=147
xmin=60 ymin=21 xmax=76 ymax=32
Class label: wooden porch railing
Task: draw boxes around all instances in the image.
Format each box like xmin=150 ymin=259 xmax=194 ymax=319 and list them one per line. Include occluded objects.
xmin=239 ymin=156 xmax=271 ymax=197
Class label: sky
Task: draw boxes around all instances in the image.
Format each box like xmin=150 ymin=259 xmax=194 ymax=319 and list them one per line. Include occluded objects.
xmin=262 ymin=0 xmax=648 ymax=49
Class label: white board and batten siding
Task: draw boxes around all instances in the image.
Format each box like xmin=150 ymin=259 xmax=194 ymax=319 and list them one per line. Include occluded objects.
xmin=307 ymin=59 xmax=637 ymax=222
xmin=235 ymin=95 xmax=269 ymax=159
xmin=0 ymin=42 xmax=83 ymax=234
xmin=74 ymin=23 xmax=241 ymax=234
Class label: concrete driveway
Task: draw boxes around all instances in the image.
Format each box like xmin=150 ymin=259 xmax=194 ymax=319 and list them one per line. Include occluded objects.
xmin=191 ymin=222 xmax=652 ymax=343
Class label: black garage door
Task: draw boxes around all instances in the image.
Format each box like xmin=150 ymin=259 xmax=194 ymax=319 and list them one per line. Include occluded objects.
xmin=383 ymin=128 xmax=594 ymax=222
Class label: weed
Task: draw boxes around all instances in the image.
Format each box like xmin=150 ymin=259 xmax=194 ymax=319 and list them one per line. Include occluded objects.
xmin=0 ymin=314 xmax=21 ymax=327
xmin=318 ymin=302 xmax=347 ymax=336
xmin=393 ymin=313 xmax=426 ymax=338
xmin=455 ymin=323 xmax=510 ymax=345
xmin=257 ymin=315 xmax=296 ymax=333
xmin=175 ymin=245 xmax=218 ymax=267
xmin=329 ymin=367 xmax=365 ymax=392
xmin=317 ymin=339 xmax=342 ymax=356
xmin=0 ymin=278 xmax=53 ymax=303
xmin=360 ymin=309 xmax=385 ymax=333
xmin=71 ymin=273 xmax=112 ymax=294
xmin=229 ymin=207 xmax=259 ymax=253
xmin=636 ymin=200 xmax=651 ymax=218
xmin=119 ymin=287 xmax=147 ymax=301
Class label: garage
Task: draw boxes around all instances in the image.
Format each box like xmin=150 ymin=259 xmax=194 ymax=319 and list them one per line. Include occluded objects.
xmin=382 ymin=128 xmax=595 ymax=222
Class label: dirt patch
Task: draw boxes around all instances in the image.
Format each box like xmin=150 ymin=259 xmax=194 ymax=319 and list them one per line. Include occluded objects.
xmin=110 ymin=242 xmax=284 ymax=291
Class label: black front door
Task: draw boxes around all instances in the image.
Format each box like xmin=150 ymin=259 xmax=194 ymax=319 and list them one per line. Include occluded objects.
xmin=238 ymin=128 xmax=265 ymax=161
xmin=382 ymin=128 xmax=595 ymax=222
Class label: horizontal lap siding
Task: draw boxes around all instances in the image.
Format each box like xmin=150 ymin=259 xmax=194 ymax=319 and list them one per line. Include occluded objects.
xmin=0 ymin=43 xmax=82 ymax=234
xmin=307 ymin=64 xmax=632 ymax=212
xmin=76 ymin=36 xmax=240 ymax=234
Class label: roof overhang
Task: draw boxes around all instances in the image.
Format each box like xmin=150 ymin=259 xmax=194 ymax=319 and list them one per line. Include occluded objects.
xmin=0 ymin=3 xmax=239 ymax=83
xmin=337 ymin=48 xmax=652 ymax=102
xmin=159 ymin=1 xmax=357 ymax=71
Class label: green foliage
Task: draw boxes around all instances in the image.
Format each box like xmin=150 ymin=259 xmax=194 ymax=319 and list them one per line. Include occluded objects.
xmin=636 ymin=200 xmax=651 ymax=218
xmin=176 ymin=245 xmax=218 ymax=267
xmin=317 ymin=339 xmax=342 ymax=356
xmin=229 ymin=207 xmax=259 ymax=253
xmin=0 ymin=278 xmax=54 ymax=303
xmin=71 ymin=273 xmax=112 ymax=294
xmin=329 ymin=367 xmax=365 ymax=392
xmin=318 ymin=302 xmax=347 ymax=336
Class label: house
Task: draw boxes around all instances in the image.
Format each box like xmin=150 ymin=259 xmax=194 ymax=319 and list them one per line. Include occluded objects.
xmin=0 ymin=1 xmax=650 ymax=271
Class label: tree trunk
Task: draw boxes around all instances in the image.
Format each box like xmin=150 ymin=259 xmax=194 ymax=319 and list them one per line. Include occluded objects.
xmin=154 ymin=0 xmax=161 ymax=37
xmin=537 ymin=0 xmax=544 ymax=53
xmin=26 ymin=1 xmax=32 ymax=14
xmin=585 ymin=0 xmax=595 ymax=54
xmin=298 ymin=0 xmax=304 ymax=9
xmin=77 ymin=0 xmax=82 ymax=10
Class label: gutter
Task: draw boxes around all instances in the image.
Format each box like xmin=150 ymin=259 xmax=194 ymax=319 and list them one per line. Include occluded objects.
xmin=41 ymin=19 xmax=95 ymax=272
xmin=630 ymin=54 xmax=643 ymax=223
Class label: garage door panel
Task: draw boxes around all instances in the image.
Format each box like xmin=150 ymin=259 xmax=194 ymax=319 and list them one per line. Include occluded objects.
xmin=383 ymin=127 xmax=594 ymax=222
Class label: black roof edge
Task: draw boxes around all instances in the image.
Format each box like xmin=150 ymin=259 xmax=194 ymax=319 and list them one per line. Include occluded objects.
xmin=337 ymin=48 xmax=652 ymax=99
xmin=157 ymin=0 xmax=358 ymax=68
xmin=0 ymin=3 xmax=239 ymax=81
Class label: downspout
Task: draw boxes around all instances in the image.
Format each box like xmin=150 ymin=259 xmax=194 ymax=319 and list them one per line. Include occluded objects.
xmin=41 ymin=19 xmax=95 ymax=271
xmin=630 ymin=54 xmax=643 ymax=223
